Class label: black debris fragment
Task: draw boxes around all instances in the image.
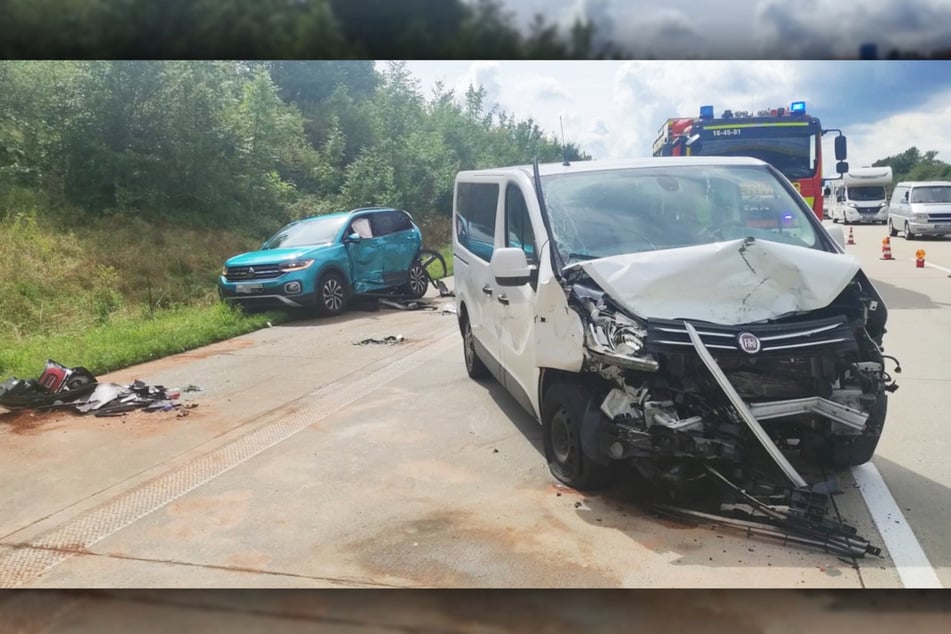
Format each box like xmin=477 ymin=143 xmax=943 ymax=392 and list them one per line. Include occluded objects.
xmin=0 ymin=359 xmax=197 ymax=418
xmin=378 ymin=298 xmax=438 ymax=311
xmin=353 ymin=335 xmax=407 ymax=346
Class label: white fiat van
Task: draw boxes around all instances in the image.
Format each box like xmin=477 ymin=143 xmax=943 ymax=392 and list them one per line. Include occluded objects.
xmin=452 ymin=156 xmax=895 ymax=495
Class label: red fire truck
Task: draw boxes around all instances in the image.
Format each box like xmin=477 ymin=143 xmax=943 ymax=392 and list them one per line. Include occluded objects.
xmin=652 ymin=102 xmax=848 ymax=220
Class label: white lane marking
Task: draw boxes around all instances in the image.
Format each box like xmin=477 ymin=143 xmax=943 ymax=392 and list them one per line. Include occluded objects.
xmin=922 ymin=259 xmax=951 ymax=275
xmin=852 ymin=462 xmax=942 ymax=588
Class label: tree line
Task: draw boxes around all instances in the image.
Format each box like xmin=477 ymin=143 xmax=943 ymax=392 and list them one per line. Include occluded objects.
xmin=872 ymin=147 xmax=951 ymax=192
xmin=0 ymin=0 xmax=604 ymax=59
xmin=0 ymin=61 xmax=589 ymax=236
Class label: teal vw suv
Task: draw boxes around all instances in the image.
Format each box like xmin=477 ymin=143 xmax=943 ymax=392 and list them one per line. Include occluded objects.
xmin=219 ymin=207 xmax=429 ymax=315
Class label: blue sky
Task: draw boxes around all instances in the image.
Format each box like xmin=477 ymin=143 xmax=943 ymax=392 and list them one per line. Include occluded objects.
xmin=469 ymin=0 xmax=951 ymax=59
xmin=396 ymin=61 xmax=951 ymax=176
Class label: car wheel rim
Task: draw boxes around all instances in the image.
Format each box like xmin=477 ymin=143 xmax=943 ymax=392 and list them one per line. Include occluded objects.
xmin=410 ymin=264 xmax=428 ymax=295
xmin=323 ymin=279 xmax=343 ymax=311
xmin=464 ymin=322 xmax=474 ymax=370
xmin=551 ymin=407 xmax=576 ymax=470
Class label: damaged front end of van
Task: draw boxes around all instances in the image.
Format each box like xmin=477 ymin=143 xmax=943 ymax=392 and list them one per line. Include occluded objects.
xmin=554 ymin=236 xmax=898 ymax=557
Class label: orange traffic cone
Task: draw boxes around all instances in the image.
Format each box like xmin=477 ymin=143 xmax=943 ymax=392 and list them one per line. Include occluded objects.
xmin=881 ymin=237 xmax=895 ymax=260
xmin=847 ymin=227 xmax=855 ymax=245
xmin=916 ymin=249 xmax=926 ymax=268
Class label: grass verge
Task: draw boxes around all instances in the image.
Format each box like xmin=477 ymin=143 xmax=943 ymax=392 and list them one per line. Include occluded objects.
xmin=0 ymin=303 xmax=287 ymax=380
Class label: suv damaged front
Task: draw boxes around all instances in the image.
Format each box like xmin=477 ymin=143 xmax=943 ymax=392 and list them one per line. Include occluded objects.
xmin=539 ymin=160 xmax=899 ymax=556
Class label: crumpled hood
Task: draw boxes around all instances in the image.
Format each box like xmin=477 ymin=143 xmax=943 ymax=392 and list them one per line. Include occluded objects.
xmin=226 ymin=244 xmax=332 ymax=267
xmin=570 ymin=238 xmax=862 ymax=325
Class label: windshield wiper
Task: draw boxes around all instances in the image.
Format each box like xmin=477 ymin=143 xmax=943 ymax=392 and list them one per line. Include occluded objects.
xmin=567 ymin=252 xmax=599 ymax=263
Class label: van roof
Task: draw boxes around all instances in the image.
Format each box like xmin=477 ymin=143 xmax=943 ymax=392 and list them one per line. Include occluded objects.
xmin=457 ymin=156 xmax=767 ymax=179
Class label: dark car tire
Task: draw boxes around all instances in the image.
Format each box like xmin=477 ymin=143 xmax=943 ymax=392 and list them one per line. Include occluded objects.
xmin=542 ymin=382 xmax=612 ymax=491
xmin=821 ymin=394 xmax=887 ymax=469
xmin=405 ymin=259 xmax=430 ymax=299
xmin=461 ymin=315 xmax=491 ymax=380
xmin=888 ymin=219 xmax=898 ymax=237
xmin=316 ymin=271 xmax=349 ymax=316
xmin=905 ymin=221 xmax=917 ymax=240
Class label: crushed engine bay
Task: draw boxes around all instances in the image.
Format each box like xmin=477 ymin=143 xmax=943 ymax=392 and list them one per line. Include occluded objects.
xmin=560 ymin=240 xmax=900 ymax=558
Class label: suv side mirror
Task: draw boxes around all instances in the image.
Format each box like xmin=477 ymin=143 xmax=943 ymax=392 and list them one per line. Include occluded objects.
xmin=344 ymin=232 xmax=361 ymax=243
xmin=490 ymin=247 xmax=532 ymax=286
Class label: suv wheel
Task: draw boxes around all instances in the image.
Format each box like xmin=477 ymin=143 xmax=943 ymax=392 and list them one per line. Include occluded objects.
xmin=317 ymin=272 xmax=348 ymax=316
xmin=461 ymin=315 xmax=491 ymax=379
xmin=405 ymin=260 xmax=429 ymax=299
xmin=542 ymin=383 xmax=612 ymax=491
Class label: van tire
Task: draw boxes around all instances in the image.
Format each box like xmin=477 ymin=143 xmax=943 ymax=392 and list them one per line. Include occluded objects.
xmin=905 ymin=221 xmax=917 ymax=240
xmin=820 ymin=394 xmax=887 ymax=469
xmin=542 ymin=383 xmax=612 ymax=491
xmin=461 ymin=315 xmax=491 ymax=380
xmin=888 ymin=219 xmax=898 ymax=237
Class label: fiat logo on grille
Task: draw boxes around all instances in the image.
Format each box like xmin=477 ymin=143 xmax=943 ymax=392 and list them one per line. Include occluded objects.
xmin=737 ymin=332 xmax=761 ymax=354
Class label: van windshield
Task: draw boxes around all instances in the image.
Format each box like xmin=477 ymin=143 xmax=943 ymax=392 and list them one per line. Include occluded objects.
xmin=540 ymin=164 xmax=818 ymax=264
xmin=847 ymin=186 xmax=886 ymax=201
xmin=911 ymin=186 xmax=951 ymax=204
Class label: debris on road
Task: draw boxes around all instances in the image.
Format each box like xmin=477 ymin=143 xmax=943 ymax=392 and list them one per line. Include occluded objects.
xmin=441 ymin=303 xmax=457 ymax=315
xmin=378 ymin=298 xmax=438 ymax=311
xmin=0 ymin=360 xmax=196 ymax=417
xmin=353 ymin=335 xmax=407 ymax=346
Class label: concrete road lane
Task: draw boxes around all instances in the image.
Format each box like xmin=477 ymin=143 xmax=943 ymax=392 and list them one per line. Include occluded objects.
xmin=839 ymin=223 xmax=951 ymax=587
xmin=1 ymin=284 xmax=904 ymax=588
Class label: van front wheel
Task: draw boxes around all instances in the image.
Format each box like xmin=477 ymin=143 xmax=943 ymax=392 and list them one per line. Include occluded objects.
xmin=542 ymin=383 xmax=612 ymax=491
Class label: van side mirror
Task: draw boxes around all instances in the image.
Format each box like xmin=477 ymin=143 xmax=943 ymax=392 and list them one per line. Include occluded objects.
xmin=490 ymin=247 xmax=532 ymax=287
xmin=834 ymin=136 xmax=847 ymax=161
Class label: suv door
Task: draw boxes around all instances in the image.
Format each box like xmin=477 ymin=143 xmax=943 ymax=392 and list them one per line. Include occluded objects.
xmin=454 ymin=180 xmax=503 ymax=378
xmin=345 ymin=214 xmax=386 ymax=293
xmin=377 ymin=210 xmax=419 ymax=286
xmin=496 ymin=181 xmax=541 ymax=413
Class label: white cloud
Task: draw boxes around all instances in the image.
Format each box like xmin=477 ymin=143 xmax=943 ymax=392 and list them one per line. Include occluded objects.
xmin=846 ymin=99 xmax=951 ymax=168
xmin=455 ymin=62 xmax=503 ymax=113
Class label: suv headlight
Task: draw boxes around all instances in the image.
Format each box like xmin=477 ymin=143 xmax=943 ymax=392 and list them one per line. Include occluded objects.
xmin=279 ymin=259 xmax=316 ymax=272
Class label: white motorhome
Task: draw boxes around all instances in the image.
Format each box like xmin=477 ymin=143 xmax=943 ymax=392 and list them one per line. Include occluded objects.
xmin=829 ymin=166 xmax=893 ymax=225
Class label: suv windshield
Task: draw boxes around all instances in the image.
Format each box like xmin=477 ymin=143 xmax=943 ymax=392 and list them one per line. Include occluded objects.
xmin=911 ymin=186 xmax=951 ymax=204
xmin=541 ymin=164 xmax=818 ymax=264
xmin=847 ymin=186 xmax=886 ymax=201
xmin=263 ymin=215 xmax=348 ymax=249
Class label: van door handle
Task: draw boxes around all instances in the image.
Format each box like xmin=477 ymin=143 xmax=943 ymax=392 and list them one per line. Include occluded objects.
xmin=482 ymin=285 xmax=493 ymax=296
xmin=497 ymin=294 xmax=509 ymax=305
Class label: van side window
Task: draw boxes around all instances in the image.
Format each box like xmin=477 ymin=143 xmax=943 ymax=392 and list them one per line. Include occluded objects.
xmin=505 ymin=183 xmax=537 ymax=264
xmin=456 ymin=182 xmax=499 ymax=262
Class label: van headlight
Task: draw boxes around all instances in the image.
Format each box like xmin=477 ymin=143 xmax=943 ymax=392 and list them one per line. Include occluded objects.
xmin=915 ymin=212 xmax=929 ymax=222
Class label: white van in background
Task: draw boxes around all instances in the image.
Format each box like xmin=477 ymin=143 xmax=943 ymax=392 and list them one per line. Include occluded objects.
xmin=829 ymin=166 xmax=892 ymax=225
xmin=887 ymin=181 xmax=951 ymax=239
